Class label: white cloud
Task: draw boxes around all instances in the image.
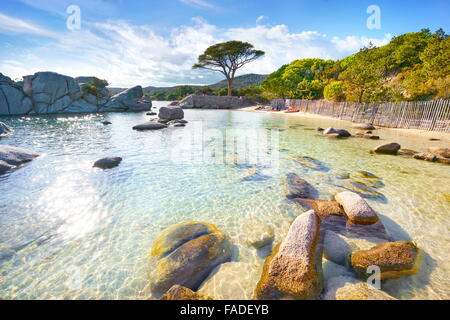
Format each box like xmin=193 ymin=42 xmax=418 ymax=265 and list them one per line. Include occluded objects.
xmin=0 ymin=12 xmax=56 ymax=37
xmin=256 ymin=16 xmax=267 ymax=25
xmin=180 ymin=0 xmax=218 ymax=10
xmin=0 ymin=14 xmax=393 ymax=87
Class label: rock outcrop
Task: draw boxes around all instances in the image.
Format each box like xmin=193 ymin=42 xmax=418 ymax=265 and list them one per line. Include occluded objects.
xmin=0 ymin=145 xmax=40 ymax=174
xmin=0 ymin=72 xmax=151 ymax=115
xmin=254 ymin=210 xmax=323 ymax=300
xmin=160 ymin=285 xmax=213 ymax=300
xmin=351 ymin=241 xmax=421 ymax=280
xmin=0 ymin=122 xmax=12 ymax=137
xmin=93 ymin=157 xmax=122 ymax=169
xmin=149 ymin=221 xmax=232 ymax=296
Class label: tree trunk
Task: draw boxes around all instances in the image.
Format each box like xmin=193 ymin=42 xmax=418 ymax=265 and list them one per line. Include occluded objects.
xmin=358 ymin=88 xmax=365 ymax=103
xmin=227 ymin=77 xmax=233 ymax=96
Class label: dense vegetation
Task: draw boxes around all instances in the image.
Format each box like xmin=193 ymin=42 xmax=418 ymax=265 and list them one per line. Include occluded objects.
xmin=262 ymin=28 xmax=449 ymax=102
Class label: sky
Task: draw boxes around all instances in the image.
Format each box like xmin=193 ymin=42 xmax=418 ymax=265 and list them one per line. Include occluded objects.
xmin=0 ymin=0 xmax=449 ymax=87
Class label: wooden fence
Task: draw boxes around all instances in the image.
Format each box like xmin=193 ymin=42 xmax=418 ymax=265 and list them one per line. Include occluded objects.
xmin=270 ymin=99 xmax=450 ymax=132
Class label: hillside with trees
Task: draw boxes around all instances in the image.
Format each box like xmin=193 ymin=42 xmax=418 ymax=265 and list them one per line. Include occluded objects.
xmin=262 ymin=28 xmax=449 ymax=102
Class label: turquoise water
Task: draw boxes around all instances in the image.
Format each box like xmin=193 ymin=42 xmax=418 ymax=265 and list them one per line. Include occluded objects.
xmin=0 ymin=102 xmax=449 ymax=300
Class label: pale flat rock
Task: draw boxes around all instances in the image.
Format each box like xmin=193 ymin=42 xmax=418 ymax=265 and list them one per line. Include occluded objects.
xmin=254 ymin=210 xmax=323 ymax=300
xmin=198 ymin=262 xmax=261 ymax=300
xmin=322 ymin=276 xmax=396 ymax=300
xmin=335 ymin=191 xmax=379 ymax=225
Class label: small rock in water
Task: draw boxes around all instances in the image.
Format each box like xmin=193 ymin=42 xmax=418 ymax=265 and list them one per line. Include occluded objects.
xmin=0 ymin=122 xmax=12 ymax=137
xmin=295 ymin=199 xmax=345 ymax=220
xmin=316 ymin=127 xmax=324 ymax=132
xmin=158 ymin=106 xmax=184 ymax=121
xmin=102 ymin=121 xmax=112 ymax=125
xmin=323 ymin=128 xmax=351 ymax=138
xmin=372 ymin=142 xmax=401 ymax=155
xmin=243 ymin=223 xmax=274 ymax=248
xmin=351 ymin=241 xmax=421 ymax=280
xmin=0 ymin=145 xmax=40 ymax=174
xmin=160 ymin=285 xmax=212 ymax=300
xmin=398 ymin=149 xmax=418 ymax=156
xmin=147 ymin=112 xmax=157 ymax=116
xmin=93 ymin=157 xmax=122 ymax=169
xmin=132 ymin=122 xmax=167 ymax=130
xmin=413 ymin=153 xmax=437 ymax=162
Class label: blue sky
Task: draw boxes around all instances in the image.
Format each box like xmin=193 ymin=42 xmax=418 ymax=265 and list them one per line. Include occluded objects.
xmin=0 ymin=0 xmax=449 ymax=87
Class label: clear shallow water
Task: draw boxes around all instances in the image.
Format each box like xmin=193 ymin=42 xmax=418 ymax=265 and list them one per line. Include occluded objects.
xmin=0 ymin=102 xmax=449 ymax=300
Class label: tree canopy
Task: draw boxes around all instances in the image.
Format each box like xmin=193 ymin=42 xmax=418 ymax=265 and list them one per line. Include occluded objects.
xmin=193 ymin=41 xmax=265 ymax=96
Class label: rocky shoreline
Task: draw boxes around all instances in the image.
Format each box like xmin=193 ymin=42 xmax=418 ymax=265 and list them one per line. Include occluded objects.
xmin=0 ymin=72 xmax=151 ymax=115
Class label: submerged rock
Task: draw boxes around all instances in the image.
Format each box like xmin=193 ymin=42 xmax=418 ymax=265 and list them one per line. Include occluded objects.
xmin=160 ymin=285 xmax=212 ymax=300
xmin=284 ymin=173 xmax=318 ymax=199
xmin=199 ymin=262 xmax=261 ymax=300
xmin=351 ymin=241 xmax=421 ymax=280
xmin=335 ymin=191 xmax=379 ymax=225
xmin=428 ymin=147 xmax=450 ymax=158
xmin=254 ymin=210 xmax=323 ymax=300
xmin=323 ymin=230 xmax=386 ymax=266
xmin=323 ymin=128 xmax=351 ymax=138
xmin=398 ymin=149 xmax=418 ymax=156
xmin=132 ymin=122 xmax=167 ymax=131
xmin=322 ymin=276 xmax=396 ymax=300
xmin=413 ymin=153 xmax=437 ymax=162
xmin=372 ymin=142 xmax=401 ymax=155
xmin=0 ymin=145 xmax=40 ymax=174
xmin=0 ymin=122 xmax=12 ymax=137
xmin=158 ymin=106 xmax=184 ymax=121
xmin=93 ymin=157 xmax=122 ymax=169
xmin=243 ymin=223 xmax=274 ymax=249
xmin=290 ymin=156 xmax=330 ymax=172
xmin=149 ymin=221 xmax=232 ymax=296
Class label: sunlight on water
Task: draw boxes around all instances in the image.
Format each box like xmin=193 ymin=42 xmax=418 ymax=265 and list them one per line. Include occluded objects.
xmin=0 ymin=103 xmax=449 ymax=300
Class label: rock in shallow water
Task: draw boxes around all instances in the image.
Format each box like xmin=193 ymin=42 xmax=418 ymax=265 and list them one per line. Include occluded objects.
xmin=335 ymin=191 xmax=379 ymax=225
xmin=132 ymin=122 xmax=167 ymax=131
xmin=284 ymin=173 xmax=318 ymax=199
xmin=254 ymin=210 xmax=323 ymax=300
xmin=322 ymin=276 xmax=396 ymax=300
xmin=351 ymin=241 xmax=421 ymax=280
xmin=243 ymin=223 xmax=274 ymax=249
xmin=0 ymin=145 xmax=40 ymax=174
xmin=428 ymin=147 xmax=450 ymax=158
xmin=294 ymin=198 xmax=345 ymax=220
xmin=0 ymin=122 xmax=12 ymax=137
xmin=149 ymin=221 xmax=232 ymax=296
xmin=93 ymin=157 xmax=122 ymax=169
xmin=158 ymin=106 xmax=184 ymax=121
xmin=323 ymin=128 xmax=351 ymax=138
xmin=372 ymin=142 xmax=401 ymax=155
xmin=160 ymin=285 xmax=212 ymax=300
